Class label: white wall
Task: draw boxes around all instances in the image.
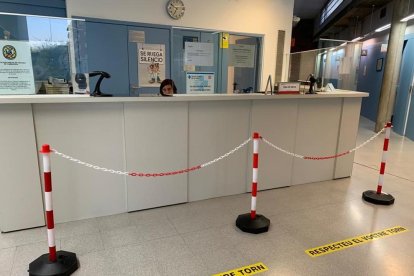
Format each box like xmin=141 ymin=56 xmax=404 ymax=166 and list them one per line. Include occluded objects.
xmin=66 ymin=0 xmax=294 ymax=89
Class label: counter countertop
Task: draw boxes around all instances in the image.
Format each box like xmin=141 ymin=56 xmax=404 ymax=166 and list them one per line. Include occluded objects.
xmin=0 ymin=90 xmax=368 ymax=104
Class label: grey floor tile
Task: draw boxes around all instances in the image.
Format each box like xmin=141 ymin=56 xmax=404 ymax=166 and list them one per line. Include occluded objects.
xmin=0 ymin=247 xmax=15 ymax=276
xmin=54 ymin=218 xmax=100 ymax=239
xmin=101 ymin=225 xmax=140 ymax=249
xmin=108 ymin=244 xmax=161 ymax=276
xmin=97 ymin=213 xmax=134 ymax=232
xmin=0 ymin=228 xmax=46 ymax=249
xmin=72 ymin=250 xmax=121 ymax=276
xmin=61 ymin=233 xmax=104 ymax=256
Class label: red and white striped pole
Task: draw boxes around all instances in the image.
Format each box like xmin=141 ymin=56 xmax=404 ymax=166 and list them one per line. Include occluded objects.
xmin=29 ymin=146 xmax=78 ymax=274
xmin=377 ymin=122 xmax=391 ymax=194
xmin=251 ymin=132 xmax=259 ymax=219
xmin=236 ymin=132 xmax=270 ymax=234
xmin=40 ymin=144 xmax=57 ymax=262
xmin=362 ymin=122 xmax=395 ymax=205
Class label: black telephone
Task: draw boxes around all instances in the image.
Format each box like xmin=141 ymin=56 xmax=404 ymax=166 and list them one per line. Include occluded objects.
xmin=89 ymin=71 xmax=112 ymax=97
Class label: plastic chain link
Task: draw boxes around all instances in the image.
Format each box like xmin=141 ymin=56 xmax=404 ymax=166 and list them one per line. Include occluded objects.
xmin=51 ymin=137 xmax=252 ymax=177
xmin=261 ymin=126 xmax=386 ymax=160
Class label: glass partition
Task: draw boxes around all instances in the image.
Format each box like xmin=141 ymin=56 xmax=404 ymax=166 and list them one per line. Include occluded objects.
xmin=0 ymin=13 xmax=88 ymax=95
xmin=171 ymin=28 xmax=262 ymax=94
xmin=288 ymin=42 xmax=362 ymax=92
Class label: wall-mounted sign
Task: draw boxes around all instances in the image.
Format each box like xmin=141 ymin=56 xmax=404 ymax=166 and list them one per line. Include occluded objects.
xmin=184 ymin=42 xmax=213 ymax=66
xmin=0 ymin=41 xmax=35 ymax=95
xmin=361 ymin=49 xmax=368 ymax=56
xmin=186 ymin=72 xmax=214 ymax=93
xmin=129 ymin=30 xmax=145 ymax=43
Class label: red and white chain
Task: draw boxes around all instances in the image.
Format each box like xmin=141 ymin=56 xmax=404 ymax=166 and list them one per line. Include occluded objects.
xmin=52 ymin=149 xmax=129 ymax=175
xmin=200 ymin=137 xmax=251 ymax=168
xmin=51 ymin=137 xmax=251 ymax=177
xmin=261 ymin=126 xmax=386 ymax=160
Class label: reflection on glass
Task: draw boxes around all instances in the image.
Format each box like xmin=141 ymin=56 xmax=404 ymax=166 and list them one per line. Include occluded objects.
xmin=288 ymin=42 xmax=362 ymax=92
xmin=0 ymin=13 xmax=87 ymax=95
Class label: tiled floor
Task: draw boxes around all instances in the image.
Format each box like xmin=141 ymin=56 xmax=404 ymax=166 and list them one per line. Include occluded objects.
xmin=1 ymin=116 xmax=414 ymax=275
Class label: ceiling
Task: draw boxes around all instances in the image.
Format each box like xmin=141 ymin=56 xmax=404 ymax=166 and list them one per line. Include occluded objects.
xmin=293 ymin=0 xmax=327 ymax=20
xmin=293 ymin=0 xmax=394 ymax=38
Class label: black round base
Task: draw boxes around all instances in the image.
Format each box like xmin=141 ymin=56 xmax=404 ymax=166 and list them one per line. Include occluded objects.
xmin=236 ymin=213 xmax=270 ymax=234
xmin=28 ymin=251 xmax=79 ymax=276
xmin=362 ymin=190 xmax=395 ymax=205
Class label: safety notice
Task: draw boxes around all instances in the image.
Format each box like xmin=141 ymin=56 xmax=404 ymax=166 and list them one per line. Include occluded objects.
xmin=305 ymin=226 xmax=408 ymax=257
xmin=212 ymin=262 xmax=268 ymax=276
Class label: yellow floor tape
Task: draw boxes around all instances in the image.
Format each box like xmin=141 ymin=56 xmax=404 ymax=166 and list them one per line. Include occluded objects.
xmin=305 ymin=225 xmax=408 ymax=257
xmin=212 ymin=262 xmax=268 ymax=276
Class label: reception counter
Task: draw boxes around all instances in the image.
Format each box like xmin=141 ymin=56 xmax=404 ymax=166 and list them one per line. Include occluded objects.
xmin=0 ymin=91 xmax=368 ymax=232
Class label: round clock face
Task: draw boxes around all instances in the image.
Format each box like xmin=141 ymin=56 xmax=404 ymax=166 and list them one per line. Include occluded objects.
xmin=167 ymin=0 xmax=185 ymax=20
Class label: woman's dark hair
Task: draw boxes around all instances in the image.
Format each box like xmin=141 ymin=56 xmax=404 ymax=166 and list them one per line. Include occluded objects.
xmin=159 ymin=79 xmax=177 ymax=96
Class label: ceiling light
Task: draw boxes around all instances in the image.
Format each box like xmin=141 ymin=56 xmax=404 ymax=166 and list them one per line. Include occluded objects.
xmin=375 ymin=24 xmax=391 ymax=32
xmin=401 ymin=13 xmax=414 ymax=22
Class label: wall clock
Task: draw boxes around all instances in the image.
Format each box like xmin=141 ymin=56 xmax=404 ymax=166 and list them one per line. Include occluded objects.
xmin=166 ymin=0 xmax=185 ymax=20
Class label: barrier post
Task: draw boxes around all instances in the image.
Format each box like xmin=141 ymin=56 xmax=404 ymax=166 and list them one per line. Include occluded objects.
xmin=362 ymin=122 xmax=395 ymax=205
xmin=236 ymin=132 xmax=270 ymax=234
xmin=28 ymin=144 xmax=79 ymax=276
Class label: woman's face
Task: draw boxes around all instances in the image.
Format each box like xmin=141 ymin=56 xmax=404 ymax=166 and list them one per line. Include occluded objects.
xmin=162 ymin=84 xmax=174 ymax=95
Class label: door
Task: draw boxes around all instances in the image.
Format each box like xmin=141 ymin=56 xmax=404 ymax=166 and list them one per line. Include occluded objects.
xmin=393 ymin=38 xmax=414 ymax=139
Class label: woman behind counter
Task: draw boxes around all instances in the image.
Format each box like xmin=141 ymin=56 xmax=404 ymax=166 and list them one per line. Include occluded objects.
xmin=160 ymin=79 xmax=177 ymax=96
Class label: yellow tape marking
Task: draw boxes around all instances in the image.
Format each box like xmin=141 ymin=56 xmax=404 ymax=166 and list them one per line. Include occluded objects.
xmin=305 ymin=225 xmax=408 ymax=258
xmin=212 ymin=262 xmax=268 ymax=276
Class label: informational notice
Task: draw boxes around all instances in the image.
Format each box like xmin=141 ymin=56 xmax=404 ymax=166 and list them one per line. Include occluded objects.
xmin=278 ymin=82 xmax=300 ymax=94
xmin=129 ymin=30 xmax=145 ymax=43
xmin=138 ymin=44 xmax=166 ymax=87
xmin=0 ymin=41 xmax=35 ymax=94
xmin=184 ymin=42 xmax=213 ymax=66
xmin=186 ymin=72 xmax=214 ymax=94
xmin=230 ymin=44 xmax=255 ymax=68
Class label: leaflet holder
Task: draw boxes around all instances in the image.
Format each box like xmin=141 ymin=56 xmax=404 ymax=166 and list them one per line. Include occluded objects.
xmin=89 ymin=71 xmax=112 ymax=97
xmin=264 ymin=75 xmax=273 ymax=95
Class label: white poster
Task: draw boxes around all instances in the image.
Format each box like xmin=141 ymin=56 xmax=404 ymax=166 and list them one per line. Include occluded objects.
xmin=0 ymin=41 xmax=35 ymax=94
xmin=230 ymin=44 xmax=255 ymax=68
xmin=186 ymin=72 xmax=214 ymax=94
xmin=138 ymin=44 xmax=166 ymax=87
xmin=184 ymin=42 xmax=213 ymax=66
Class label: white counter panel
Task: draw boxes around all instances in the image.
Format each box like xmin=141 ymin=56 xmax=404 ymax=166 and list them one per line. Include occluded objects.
xmin=334 ymin=98 xmax=362 ymax=178
xmin=124 ymin=102 xmax=188 ymax=211
xmin=292 ymin=98 xmax=342 ymax=185
xmin=188 ymin=101 xmax=251 ymax=201
xmin=250 ymin=100 xmax=299 ymax=190
xmin=0 ymin=92 xmax=366 ymax=230
xmin=0 ymin=104 xmax=44 ymax=232
xmin=33 ymin=103 xmax=126 ymax=223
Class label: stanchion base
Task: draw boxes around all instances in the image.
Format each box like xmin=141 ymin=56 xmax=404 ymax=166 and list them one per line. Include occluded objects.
xmin=28 ymin=251 xmax=79 ymax=276
xmin=236 ymin=213 xmax=270 ymax=234
xmin=362 ymin=190 xmax=395 ymax=205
